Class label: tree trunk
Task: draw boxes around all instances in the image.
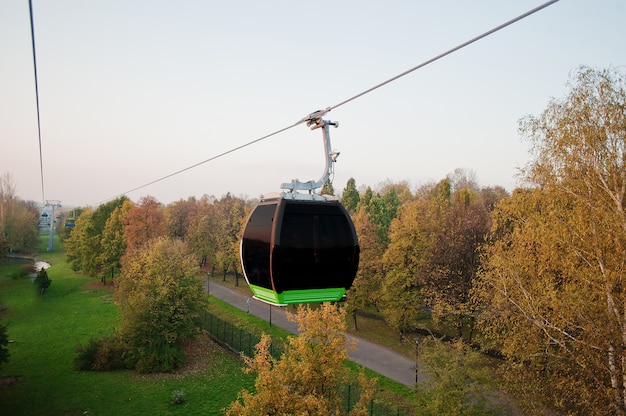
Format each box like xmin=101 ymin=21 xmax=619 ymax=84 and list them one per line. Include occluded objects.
xmin=622 ymin=301 xmax=626 ymax=413
xmin=467 ymin=316 xmax=475 ymax=343
xmin=609 ymin=344 xmax=623 ymax=415
xmin=456 ymin=315 xmax=463 ymax=339
xmin=606 ymin=287 xmax=625 ymax=415
xmin=352 ymin=311 xmax=358 ymax=331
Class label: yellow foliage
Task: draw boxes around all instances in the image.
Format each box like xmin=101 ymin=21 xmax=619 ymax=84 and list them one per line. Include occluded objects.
xmin=226 ymin=303 xmax=376 ymax=415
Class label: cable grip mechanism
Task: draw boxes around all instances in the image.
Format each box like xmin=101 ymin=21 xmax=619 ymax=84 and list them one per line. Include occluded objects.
xmin=280 ymin=111 xmax=340 ymax=197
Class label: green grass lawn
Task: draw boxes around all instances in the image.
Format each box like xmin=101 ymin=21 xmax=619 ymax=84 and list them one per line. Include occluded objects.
xmin=0 ymin=237 xmax=254 ymax=415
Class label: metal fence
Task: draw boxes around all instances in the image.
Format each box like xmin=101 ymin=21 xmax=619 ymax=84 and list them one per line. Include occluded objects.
xmin=201 ymin=310 xmax=414 ymax=415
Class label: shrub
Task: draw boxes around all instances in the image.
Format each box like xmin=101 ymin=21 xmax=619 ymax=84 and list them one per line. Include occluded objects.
xmin=74 ymin=338 xmax=102 ymax=371
xmin=74 ymin=336 xmax=131 ymax=371
xmin=11 ymin=264 xmax=35 ymax=280
xmin=92 ymin=336 xmax=131 ymax=371
xmin=133 ymin=343 xmax=185 ymax=374
xmin=0 ymin=321 xmax=9 ymax=368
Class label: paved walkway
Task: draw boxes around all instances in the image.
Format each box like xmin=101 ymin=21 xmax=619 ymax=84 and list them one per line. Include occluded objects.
xmin=205 ymin=279 xmax=420 ymax=387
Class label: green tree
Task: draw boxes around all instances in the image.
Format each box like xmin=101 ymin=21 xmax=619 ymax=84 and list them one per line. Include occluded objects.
xmin=341 ymin=177 xmax=360 ymax=213
xmin=226 ymin=303 xmax=376 ymax=415
xmin=358 ymin=182 xmax=406 ymax=244
xmin=34 ymin=268 xmax=51 ymax=295
xmin=476 ymin=66 xmax=626 ymax=414
xmin=115 ymin=237 xmax=207 ymax=372
xmin=321 ymin=178 xmax=335 ymax=196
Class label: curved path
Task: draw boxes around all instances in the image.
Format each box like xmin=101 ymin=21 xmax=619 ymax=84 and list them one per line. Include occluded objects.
xmin=205 ymin=279 xmax=420 ymax=387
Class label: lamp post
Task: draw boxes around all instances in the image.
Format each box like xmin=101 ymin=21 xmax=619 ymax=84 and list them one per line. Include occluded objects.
xmin=414 ymin=337 xmax=420 ymax=385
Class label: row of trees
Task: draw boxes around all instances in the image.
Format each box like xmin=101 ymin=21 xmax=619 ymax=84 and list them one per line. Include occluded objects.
xmin=0 ymin=173 xmax=40 ymax=255
xmin=63 ymin=66 xmax=626 ymax=414
xmin=347 ymin=66 xmax=626 ymax=415
xmin=63 ymin=193 xmax=248 ymax=285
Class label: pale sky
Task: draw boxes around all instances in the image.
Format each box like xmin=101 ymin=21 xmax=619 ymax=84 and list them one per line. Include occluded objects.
xmin=1 ymin=0 xmax=624 ymax=207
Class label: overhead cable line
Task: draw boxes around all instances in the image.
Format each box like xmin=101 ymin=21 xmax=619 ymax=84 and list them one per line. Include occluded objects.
xmin=29 ymin=0 xmax=46 ymax=204
xmin=100 ymin=123 xmax=301 ymax=204
xmin=100 ymin=0 xmax=559 ymax=205
xmin=325 ymin=0 xmax=560 ymax=113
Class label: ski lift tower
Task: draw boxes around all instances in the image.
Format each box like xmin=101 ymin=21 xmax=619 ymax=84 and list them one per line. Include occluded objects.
xmin=45 ymin=200 xmax=61 ymax=252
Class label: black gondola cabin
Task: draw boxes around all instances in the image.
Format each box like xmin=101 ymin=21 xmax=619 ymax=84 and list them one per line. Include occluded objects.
xmin=240 ymin=196 xmax=359 ymax=305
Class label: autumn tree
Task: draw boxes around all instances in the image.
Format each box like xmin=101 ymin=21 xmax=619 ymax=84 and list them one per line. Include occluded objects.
xmin=164 ymin=197 xmax=197 ymax=240
xmin=427 ymin=187 xmax=490 ymax=341
xmin=0 ymin=173 xmax=39 ymax=254
xmin=226 ymin=303 xmax=376 ymax=415
xmin=214 ymin=193 xmax=248 ymax=283
xmin=64 ymin=197 xmax=128 ymax=276
xmin=3 ymin=199 xmax=39 ymax=254
xmin=378 ymin=180 xmax=414 ymax=206
xmin=476 ymin=66 xmax=626 ymax=414
xmin=0 ymin=172 xmax=18 ymax=252
xmin=346 ymin=205 xmax=386 ymax=329
xmin=186 ymin=195 xmax=218 ymax=270
xmin=57 ymin=207 xmax=85 ymax=241
xmin=381 ymin=197 xmax=433 ymax=337
xmin=380 ymin=177 xmax=491 ymax=341
xmin=447 ymin=167 xmax=479 ymax=193
xmin=124 ymin=195 xmax=164 ymax=252
xmin=115 ymin=237 xmax=207 ymax=372
xmin=413 ymin=336 xmax=505 ymax=415
xmin=479 ymin=186 xmax=509 ymax=212
xmin=99 ymin=199 xmax=134 ymax=284
xmin=64 ymin=207 xmax=94 ymax=273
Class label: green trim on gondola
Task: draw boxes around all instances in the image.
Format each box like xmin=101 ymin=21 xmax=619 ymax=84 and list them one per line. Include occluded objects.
xmin=249 ymin=284 xmax=346 ymax=306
